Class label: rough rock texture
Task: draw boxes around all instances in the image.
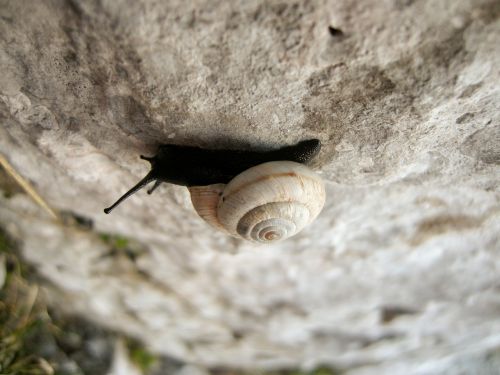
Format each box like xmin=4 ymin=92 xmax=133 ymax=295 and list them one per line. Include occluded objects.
xmin=1 ymin=0 xmax=499 ymax=373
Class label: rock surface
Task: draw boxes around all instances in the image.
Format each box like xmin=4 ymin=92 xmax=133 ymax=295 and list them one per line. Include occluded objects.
xmin=1 ymin=0 xmax=499 ymax=373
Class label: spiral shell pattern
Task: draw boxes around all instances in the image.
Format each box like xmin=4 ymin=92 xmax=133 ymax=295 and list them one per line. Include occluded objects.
xmin=217 ymin=161 xmax=325 ymax=243
xmin=189 ymin=161 xmax=325 ymax=243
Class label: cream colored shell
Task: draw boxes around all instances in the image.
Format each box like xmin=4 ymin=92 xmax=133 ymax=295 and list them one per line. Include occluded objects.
xmin=189 ymin=161 xmax=325 ymax=243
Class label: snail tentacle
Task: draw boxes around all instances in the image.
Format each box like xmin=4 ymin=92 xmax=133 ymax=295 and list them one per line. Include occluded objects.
xmin=103 ymin=171 xmax=157 ymax=214
xmin=147 ymin=180 xmax=162 ymax=194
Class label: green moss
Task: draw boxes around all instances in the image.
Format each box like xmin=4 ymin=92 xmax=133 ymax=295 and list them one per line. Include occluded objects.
xmin=98 ymin=233 xmax=146 ymax=262
xmin=113 ymin=237 xmax=129 ymax=250
xmin=126 ymin=340 xmax=158 ymax=372
xmin=99 ymin=233 xmax=129 ymax=250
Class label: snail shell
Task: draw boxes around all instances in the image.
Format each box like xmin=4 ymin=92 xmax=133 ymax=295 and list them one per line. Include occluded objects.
xmin=189 ymin=161 xmax=325 ymax=243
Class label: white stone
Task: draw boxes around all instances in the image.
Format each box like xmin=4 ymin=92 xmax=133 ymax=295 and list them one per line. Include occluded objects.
xmin=0 ymin=0 xmax=499 ymax=373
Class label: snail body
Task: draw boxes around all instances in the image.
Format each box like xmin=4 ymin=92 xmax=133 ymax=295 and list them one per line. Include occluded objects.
xmin=104 ymin=139 xmax=325 ymax=243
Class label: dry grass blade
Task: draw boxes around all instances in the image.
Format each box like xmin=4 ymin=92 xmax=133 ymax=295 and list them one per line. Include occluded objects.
xmin=0 ymin=153 xmax=59 ymax=220
xmin=0 ymin=252 xmax=54 ymax=375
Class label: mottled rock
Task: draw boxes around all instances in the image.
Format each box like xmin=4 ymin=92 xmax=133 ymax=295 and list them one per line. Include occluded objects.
xmin=0 ymin=0 xmax=499 ymax=373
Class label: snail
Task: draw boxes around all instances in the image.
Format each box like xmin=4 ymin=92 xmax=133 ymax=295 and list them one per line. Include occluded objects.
xmin=104 ymin=139 xmax=325 ymax=243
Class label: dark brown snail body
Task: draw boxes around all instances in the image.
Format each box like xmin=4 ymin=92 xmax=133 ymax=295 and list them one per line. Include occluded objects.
xmin=104 ymin=139 xmax=325 ymax=243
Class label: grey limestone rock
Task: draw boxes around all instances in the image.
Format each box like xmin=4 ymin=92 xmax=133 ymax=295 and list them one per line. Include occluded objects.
xmin=0 ymin=0 xmax=499 ymax=373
